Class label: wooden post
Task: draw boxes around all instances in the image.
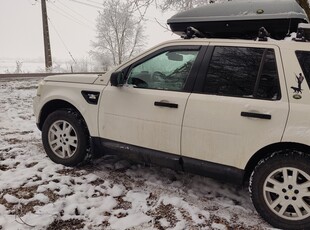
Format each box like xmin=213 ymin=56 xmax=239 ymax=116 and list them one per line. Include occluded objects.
xmin=41 ymin=0 xmax=52 ymax=71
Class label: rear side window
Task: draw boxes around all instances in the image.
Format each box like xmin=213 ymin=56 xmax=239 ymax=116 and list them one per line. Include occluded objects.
xmin=296 ymin=51 xmax=310 ymax=88
xmin=203 ymin=46 xmax=280 ymax=100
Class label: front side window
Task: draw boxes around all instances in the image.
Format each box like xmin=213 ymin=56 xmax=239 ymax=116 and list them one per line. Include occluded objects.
xmin=127 ymin=50 xmax=199 ymax=91
xmin=203 ymin=46 xmax=280 ymax=100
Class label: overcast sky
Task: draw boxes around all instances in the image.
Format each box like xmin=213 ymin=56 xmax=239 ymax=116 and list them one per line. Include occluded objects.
xmin=0 ymin=0 xmax=177 ymax=61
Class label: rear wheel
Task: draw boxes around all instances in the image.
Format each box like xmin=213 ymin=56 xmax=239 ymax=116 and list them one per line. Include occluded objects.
xmin=42 ymin=109 xmax=89 ymax=166
xmin=250 ymin=151 xmax=310 ymax=229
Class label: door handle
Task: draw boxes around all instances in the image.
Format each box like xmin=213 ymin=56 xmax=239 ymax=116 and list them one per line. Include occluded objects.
xmin=241 ymin=112 xmax=271 ymax=120
xmin=154 ymin=101 xmax=178 ymax=108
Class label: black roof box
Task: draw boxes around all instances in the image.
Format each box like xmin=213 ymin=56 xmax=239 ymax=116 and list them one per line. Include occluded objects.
xmin=167 ymin=0 xmax=309 ymax=40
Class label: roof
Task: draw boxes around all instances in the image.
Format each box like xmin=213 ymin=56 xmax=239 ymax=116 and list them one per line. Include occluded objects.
xmin=156 ymin=37 xmax=310 ymax=51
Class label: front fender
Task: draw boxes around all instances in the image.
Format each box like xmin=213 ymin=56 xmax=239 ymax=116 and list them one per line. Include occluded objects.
xmin=35 ymin=81 xmax=105 ymax=137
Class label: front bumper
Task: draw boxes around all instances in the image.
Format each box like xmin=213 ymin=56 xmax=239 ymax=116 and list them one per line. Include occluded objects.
xmin=33 ymin=96 xmax=41 ymax=129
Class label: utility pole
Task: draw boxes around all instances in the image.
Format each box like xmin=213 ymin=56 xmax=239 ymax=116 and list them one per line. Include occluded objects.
xmin=41 ymin=0 xmax=52 ymax=71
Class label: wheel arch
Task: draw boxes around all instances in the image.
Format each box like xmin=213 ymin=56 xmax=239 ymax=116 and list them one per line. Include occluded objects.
xmin=38 ymin=99 xmax=85 ymax=131
xmin=243 ymin=142 xmax=310 ymax=184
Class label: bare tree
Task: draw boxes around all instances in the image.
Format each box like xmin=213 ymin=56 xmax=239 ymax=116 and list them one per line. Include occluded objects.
xmin=91 ymin=0 xmax=145 ymax=66
xmin=89 ymin=52 xmax=111 ymax=71
xmin=160 ymin=0 xmax=215 ymax=11
xmin=296 ymin=0 xmax=310 ymax=20
xmin=14 ymin=61 xmax=23 ymax=73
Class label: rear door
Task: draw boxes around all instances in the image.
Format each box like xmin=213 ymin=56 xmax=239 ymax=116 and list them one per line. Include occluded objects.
xmin=181 ymin=44 xmax=289 ymax=169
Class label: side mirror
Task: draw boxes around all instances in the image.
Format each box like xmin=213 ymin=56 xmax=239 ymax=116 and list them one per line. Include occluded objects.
xmin=110 ymin=71 xmax=125 ymax=87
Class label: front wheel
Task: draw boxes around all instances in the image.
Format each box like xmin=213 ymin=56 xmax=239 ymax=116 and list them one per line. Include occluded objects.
xmin=42 ymin=109 xmax=89 ymax=166
xmin=250 ymin=151 xmax=310 ymax=229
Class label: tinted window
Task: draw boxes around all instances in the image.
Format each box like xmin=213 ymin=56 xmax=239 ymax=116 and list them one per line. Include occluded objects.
xmin=127 ymin=50 xmax=199 ymax=91
xmin=255 ymin=49 xmax=280 ymax=100
xmin=296 ymin=51 xmax=310 ymax=88
xmin=203 ymin=46 xmax=280 ymax=100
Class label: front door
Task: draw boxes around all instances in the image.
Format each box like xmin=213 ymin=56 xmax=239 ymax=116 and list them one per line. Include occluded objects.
xmin=99 ymin=46 xmax=203 ymax=155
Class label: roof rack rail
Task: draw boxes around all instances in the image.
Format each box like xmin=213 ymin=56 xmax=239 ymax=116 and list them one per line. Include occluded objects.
xmin=181 ymin=26 xmax=271 ymax=41
xmin=257 ymin=27 xmax=270 ymax=41
xmin=294 ymin=23 xmax=310 ymax=42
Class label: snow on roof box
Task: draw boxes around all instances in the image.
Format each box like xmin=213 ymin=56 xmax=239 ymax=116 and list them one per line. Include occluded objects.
xmin=167 ymin=0 xmax=309 ymax=40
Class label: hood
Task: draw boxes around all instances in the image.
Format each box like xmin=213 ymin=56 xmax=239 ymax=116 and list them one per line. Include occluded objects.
xmin=44 ymin=74 xmax=100 ymax=84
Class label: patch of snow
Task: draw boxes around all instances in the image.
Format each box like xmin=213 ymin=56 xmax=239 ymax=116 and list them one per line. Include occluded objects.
xmin=109 ymin=213 xmax=151 ymax=230
xmin=212 ymin=222 xmax=227 ymax=230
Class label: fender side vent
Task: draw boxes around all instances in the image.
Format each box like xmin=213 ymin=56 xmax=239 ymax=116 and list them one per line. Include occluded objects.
xmin=81 ymin=91 xmax=100 ymax=105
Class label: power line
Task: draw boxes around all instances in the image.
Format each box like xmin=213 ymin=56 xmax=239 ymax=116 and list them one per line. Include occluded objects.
xmin=68 ymin=0 xmax=104 ymax=10
xmin=48 ymin=2 xmax=94 ymax=29
xmin=84 ymin=0 xmax=103 ymax=7
xmin=57 ymin=0 xmax=95 ymax=25
xmin=47 ymin=16 xmax=77 ymax=63
xmin=47 ymin=4 xmax=95 ymax=31
xmin=61 ymin=0 xmax=161 ymax=26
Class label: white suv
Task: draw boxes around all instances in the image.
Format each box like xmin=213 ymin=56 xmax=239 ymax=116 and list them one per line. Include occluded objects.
xmin=33 ymin=35 xmax=310 ymax=229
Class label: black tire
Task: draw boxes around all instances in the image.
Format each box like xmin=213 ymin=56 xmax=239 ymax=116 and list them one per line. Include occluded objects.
xmin=42 ymin=109 xmax=89 ymax=166
xmin=250 ymin=151 xmax=310 ymax=230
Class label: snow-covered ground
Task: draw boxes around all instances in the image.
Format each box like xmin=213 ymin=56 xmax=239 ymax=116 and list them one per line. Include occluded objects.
xmin=0 ymin=59 xmax=100 ymax=74
xmin=0 ymin=78 xmax=275 ymax=229
xmin=0 ymin=59 xmax=45 ymax=73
